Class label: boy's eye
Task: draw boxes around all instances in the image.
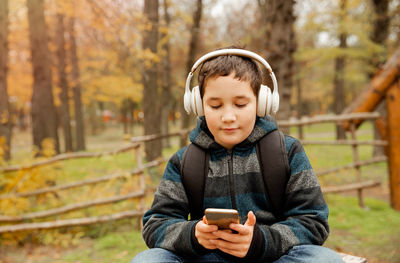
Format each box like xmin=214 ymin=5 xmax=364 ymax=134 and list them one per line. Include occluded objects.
xmin=236 ymin=103 xmax=247 ymax=108
xmin=210 ymin=105 xmax=221 ymax=109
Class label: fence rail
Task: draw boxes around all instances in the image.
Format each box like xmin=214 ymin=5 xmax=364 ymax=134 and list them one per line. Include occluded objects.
xmin=0 ymin=112 xmax=387 ymax=233
xmin=0 ymin=143 xmax=140 ymax=173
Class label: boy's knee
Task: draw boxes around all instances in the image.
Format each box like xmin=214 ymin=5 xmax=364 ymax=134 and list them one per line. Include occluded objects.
xmin=131 ymin=248 xmax=182 ymax=263
xmin=282 ymin=245 xmax=344 ymax=263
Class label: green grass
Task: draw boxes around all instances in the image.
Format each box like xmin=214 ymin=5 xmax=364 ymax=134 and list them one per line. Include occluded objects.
xmin=325 ymin=195 xmax=400 ymax=263
xmin=61 ymin=224 xmax=147 ymax=263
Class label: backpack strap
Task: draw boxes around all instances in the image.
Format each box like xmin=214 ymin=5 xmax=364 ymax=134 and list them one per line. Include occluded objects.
xmin=256 ymin=130 xmax=290 ymax=218
xmin=180 ymin=143 xmax=209 ymax=220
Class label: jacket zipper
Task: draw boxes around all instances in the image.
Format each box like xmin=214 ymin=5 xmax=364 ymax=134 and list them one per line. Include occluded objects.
xmin=227 ymin=151 xmax=237 ymax=210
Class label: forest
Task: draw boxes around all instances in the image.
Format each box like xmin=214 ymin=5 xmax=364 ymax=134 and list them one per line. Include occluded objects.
xmin=0 ymin=0 xmax=398 ymax=162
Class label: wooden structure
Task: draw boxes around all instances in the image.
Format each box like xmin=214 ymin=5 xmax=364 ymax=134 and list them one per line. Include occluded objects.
xmin=342 ymin=47 xmax=400 ymax=210
xmin=279 ymin=112 xmax=386 ymax=208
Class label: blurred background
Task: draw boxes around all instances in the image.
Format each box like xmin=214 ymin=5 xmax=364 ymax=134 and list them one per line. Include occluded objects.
xmin=0 ymin=0 xmax=399 ymax=161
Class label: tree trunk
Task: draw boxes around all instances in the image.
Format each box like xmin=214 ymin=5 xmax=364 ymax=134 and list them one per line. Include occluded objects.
xmin=0 ymin=0 xmax=11 ymax=160
xmin=370 ymin=0 xmax=390 ymax=157
xmin=68 ymin=17 xmax=86 ymax=151
xmin=295 ymin=62 xmax=304 ymax=140
xmin=88 ymin=101 xmax=100 ymax=136
xmin=160 ymin=0 xmax=172 ymax=148
xmin=142 ymin=0 xmax=161 ymax=161
xmin=27 ymin=0 xmax=59 ymax=155
xmin=180 ymin=0 xmax=203 ymax=147
xmin=56 ymin=13 xmax=73 ymax=152
xmin=334 ymin=0 xmax=347 ymax=140
xmin=258 ymin=0 xmax=296 ymax=133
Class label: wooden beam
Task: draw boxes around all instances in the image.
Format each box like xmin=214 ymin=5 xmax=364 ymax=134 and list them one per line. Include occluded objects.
xmin=278 ymin=112 xmax=380 ymax=127
xmin=0 ymin=157 xmax=168 ymax=200
xmin=386 ymin=80 xmax=400 ymax=210
xmin=342 ymin=48 xmax=400 ymax=130
xmin=0 ymin=143 xmax=140 ymax=173
xmin=0 ymin=190 xmax=145 ymax=222
xmin=375 ymin=117 xmax=389 ymax=156
xmin=322 ymin=180 xmax=381 ymax=194
xmin=0 ymin=210 xmax=145 ymax=233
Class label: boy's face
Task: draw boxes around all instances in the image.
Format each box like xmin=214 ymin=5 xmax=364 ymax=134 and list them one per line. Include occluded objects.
xmin=203 ymin=73 xmax=257 ymax=149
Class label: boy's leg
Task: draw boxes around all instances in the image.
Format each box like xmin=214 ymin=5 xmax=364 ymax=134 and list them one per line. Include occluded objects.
xmin=131 ymin=248 xmax=184 ymax=263
xmin=131 ymin=248 xmax=230 ymax=263
xmin=274 ymin=245 xmax=344 ymax=263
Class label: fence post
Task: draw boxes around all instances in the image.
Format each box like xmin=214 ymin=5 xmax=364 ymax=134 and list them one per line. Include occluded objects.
xmin=387 ymin=81 xmax=400 ymax=210
xmin=349 ymin=121 xmax=364 ymax=208
xmin=135 ymin=144 xmax=145 ymax=230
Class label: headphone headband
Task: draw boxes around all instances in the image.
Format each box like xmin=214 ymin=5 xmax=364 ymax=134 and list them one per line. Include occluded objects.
xmin=184 ymin=49 xmax=279 ymax=115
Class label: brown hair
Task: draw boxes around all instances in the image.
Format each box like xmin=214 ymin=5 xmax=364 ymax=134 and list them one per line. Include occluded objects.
xmin=198 ymin=47 xmax=262 ymax=98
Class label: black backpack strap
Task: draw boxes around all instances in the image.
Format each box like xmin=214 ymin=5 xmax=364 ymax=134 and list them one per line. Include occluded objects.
xmin=256 ymin=130 xmax=290 ymax=218
xmin=180 ymin=143 xmax=209 ymax=220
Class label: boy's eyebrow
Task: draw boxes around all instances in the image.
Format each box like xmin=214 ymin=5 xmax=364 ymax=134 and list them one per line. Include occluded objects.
xmin=234 ymin=95 xmax=250 ymax=99
xmin=206 ymin=95 xmax=250 ymax=100
xmin=205 ymin=97 xmax=221 ymax=101
xmin=205 ymin=95 xmax=251 ymax=102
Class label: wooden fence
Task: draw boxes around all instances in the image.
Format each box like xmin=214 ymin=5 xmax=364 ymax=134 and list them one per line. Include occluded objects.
xmin=0 ymin=112 xmax=386 ymax=233
xmin=278 ymin=112 xmax=387 ymax=208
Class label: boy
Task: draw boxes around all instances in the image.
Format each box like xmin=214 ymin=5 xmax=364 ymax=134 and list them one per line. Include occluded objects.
xmin=132 ymin=48 xmax=344 ymax=262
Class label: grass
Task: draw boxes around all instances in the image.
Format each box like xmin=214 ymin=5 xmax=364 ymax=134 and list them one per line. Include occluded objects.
xmin=1 ymin=120 xmax=399 ymax=262
xmin=325 ymin=195 xmax=400 ymax=263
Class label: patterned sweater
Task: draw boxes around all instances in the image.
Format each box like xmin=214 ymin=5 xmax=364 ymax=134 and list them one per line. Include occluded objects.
xmin=142 ymin=116 xmax=329 ymax=262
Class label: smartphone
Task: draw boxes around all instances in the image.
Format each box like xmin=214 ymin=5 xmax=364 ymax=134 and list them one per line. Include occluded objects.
xmin=204 ymin=208 xmax=239 ymax=229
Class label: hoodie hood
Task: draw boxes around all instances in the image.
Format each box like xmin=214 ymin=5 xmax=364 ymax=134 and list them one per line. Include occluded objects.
xmin=189 ymin=116 xmax=278 ymax=151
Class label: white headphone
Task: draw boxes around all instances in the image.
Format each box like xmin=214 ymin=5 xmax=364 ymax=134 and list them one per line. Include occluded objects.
xmin=183 ymin=49 xmax=279 ymax=117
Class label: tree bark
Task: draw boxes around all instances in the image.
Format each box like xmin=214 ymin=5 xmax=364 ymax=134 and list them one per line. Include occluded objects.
xmin=142 ymin=0 xmax=161 ymax=161
xmin=56 ymin=13 xmax=73 ymax=152
xmin=180 ymin=0 xmax=203 ymax=147
xmin=0 ymin=0 xmax=11 ymax=160
xmin=27 ymin=0 xmax=59 ymax=155
xmin=160 ymin=0 xmax=172 ymax=148
xmin=334 ymin=0 xmax=347 ymax=140
xmin=369 ymin=0 xmax=390 ymax=156
xmin=68 ymin=17 xmax=86 ymax=151
xmin=258 ymin=0 xmax=296 ymax=133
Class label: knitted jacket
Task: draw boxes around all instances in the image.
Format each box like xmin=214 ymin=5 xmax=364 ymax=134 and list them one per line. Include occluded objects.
xmin=142 ymin=116 xmax=329 ymax=262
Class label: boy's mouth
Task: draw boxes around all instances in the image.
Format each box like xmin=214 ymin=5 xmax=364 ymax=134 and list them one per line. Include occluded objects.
xmin=222 ymin=127 xmax=238 ymax=132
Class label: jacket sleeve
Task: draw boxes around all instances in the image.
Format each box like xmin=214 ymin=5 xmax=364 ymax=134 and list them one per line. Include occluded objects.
xmin=248 ymin=136 xmax=330 ymax=262
xmin=141 ymin=148 xmax=211 ymax=257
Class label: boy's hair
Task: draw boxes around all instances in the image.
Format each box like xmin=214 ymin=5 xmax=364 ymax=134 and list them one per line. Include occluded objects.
xmin=198 ymin=46 xmax=262 ymax=98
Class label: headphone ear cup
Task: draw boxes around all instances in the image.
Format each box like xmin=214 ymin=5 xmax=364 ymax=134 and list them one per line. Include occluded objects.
xmin=271 ymin=91 xmax=279 ymax=114
xmin=257 ymin=85 xmax=272 ymax=117
xmin=266 ymin=87 xmax=272 ymax=115
xmin=191 ymin=86 xmax=204 ymax=116
xmin=184 ymin=89 xmax=192 ymax=114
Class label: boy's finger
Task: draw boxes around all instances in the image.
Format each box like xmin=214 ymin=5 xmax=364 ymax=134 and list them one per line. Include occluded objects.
xmin=197 ymin=219 xmax=218 ymax=232
xmin=244 ymin=211 xmax=256 ymax=226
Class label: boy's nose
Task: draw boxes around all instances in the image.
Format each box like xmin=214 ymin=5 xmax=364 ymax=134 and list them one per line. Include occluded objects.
xmin=221 ymin=112 xmax=236 ymax=122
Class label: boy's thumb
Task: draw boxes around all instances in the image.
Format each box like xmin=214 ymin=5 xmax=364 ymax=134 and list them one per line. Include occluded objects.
xmin=245 ymin=211 xmax=256 ymax=226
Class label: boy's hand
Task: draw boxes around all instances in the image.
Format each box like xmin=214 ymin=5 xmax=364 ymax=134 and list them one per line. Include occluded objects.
xmin=210 ymin=211 xmax=256 ymax=258
xmin=195 ymin=216 xmax=219 ymax=250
